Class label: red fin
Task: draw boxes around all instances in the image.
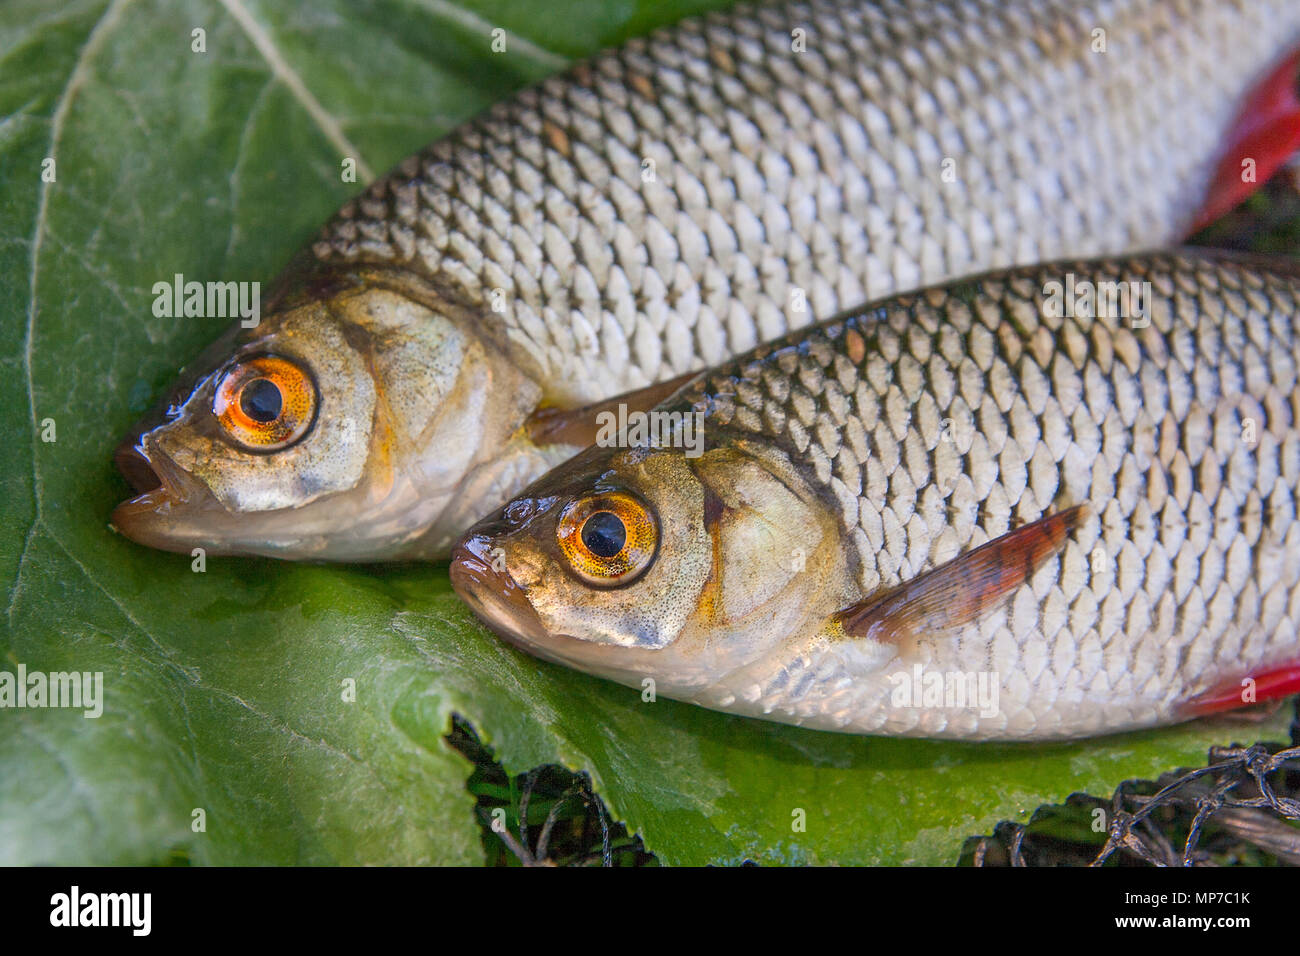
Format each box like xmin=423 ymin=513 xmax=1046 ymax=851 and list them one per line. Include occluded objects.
xmin=1191 ymin=48 xmax=1300 ymax=233
xmin=1181 ymin=663 xmax=1300 ymax=718
xmin=837 ymin=505 xmax=1085 ymax=644
xmin=524 ymin=372 xmax=697 ymax=447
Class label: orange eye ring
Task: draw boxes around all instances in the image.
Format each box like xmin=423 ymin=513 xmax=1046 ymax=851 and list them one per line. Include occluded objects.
xmin=212 ymin=354 xmax=317 ymax=452
xmin=556 ymin=491 xmax=658 ymax=587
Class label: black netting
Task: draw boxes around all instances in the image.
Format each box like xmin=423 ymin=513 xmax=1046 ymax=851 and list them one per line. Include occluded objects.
xmin=967 ymin=714 xmax=1300 ymax=867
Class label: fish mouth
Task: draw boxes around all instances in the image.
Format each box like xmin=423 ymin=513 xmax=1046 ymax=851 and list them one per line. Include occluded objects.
xmin=110 ymin=434 xmax=211 ymax=552
xmin=114 ymin=436 xmax=164 ymax=494
xmin=449 ymin=533 xmax=550 ymax=651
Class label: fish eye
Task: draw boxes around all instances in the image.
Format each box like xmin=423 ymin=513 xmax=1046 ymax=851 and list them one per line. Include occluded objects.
xmin=556 ymin=491 xmax=658 ymax=587
xmin=212 ymin=354 xmax=317 ymax=452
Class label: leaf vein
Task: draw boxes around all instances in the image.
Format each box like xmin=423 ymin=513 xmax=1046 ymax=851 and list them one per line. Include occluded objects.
xmin=13 ymin=0 xmax=134 ymax=625
xmin=216 ymin=0 xmax=376 ymax=181
xmin=411 ymin=0 xmax=569 ymax=70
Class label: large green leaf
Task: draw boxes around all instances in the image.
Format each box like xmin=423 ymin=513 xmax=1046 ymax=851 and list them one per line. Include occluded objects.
xmin=1 ymin=0 xmax=1291 ymax=866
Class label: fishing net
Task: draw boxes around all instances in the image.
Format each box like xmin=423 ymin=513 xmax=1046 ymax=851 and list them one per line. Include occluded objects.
xmin=450 ymin=705 xmax=1300 ymax=867
xmin=966 ymin=718 xmax=1300 ymax=867
xmin=448 ymin=717 xmax=652 ymax=867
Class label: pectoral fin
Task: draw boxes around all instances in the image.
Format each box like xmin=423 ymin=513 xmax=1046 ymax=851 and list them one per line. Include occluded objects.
xmin=836 ymin=505 xmax=1086 ymax=646
xmin=524 ymin=372 xmax=698 ymax=448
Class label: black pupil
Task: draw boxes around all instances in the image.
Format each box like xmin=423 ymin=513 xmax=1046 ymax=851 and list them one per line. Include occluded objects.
xmin=581 ymin=511 xmax=626 ymax=559
xmin=239 ymin=378 xmax=282 ymax=423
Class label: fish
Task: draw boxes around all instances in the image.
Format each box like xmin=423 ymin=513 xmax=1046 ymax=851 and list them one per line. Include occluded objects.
xmin=450 ymin=251 xmax=1300 ymax=740
xmin=113 ymin=0 xmax=1300 ymax=561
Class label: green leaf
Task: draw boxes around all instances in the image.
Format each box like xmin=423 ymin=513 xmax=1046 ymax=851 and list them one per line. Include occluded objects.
xmin=1 ymin=0 xmax=1292 ymax=866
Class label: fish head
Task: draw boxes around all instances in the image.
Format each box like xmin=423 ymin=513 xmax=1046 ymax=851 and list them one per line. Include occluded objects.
xmin=450 ymin=432 xmax=859 ymax=698
xmin=113 ymin=281 xmax=549 ymax=560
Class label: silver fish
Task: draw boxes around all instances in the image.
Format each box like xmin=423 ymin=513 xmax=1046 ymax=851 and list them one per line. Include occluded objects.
xmin=115 ymin=0 xmax=1300 ymax=560
xmin=452 ymin=252 xmax=1300 ymax=740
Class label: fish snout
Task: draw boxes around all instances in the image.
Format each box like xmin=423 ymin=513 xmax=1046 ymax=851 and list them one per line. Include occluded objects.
xmin=110 ymin=433 xmax=210 ymax=553
xmin=449 ymin=534 xmax=549 ymax=650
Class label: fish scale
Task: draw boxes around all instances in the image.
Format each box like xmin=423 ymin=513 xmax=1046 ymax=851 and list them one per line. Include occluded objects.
xmin=309 ymin=0 xmax=1300 ymax=406
xmin=653 ymin=253 xmax=1300 ymax=737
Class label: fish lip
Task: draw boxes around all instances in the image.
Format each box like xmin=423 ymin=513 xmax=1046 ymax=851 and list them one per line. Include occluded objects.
xmin=109 ymin=434 xmax=210 ymax=551
xmin=449 ymin=534 xmax=550 ymax=651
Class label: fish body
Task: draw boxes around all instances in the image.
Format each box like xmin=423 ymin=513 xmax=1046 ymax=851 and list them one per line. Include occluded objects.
xmin=452 ymin=252 xmax=1300 ymax=740
xmin=115 ymin=0 xmax=1300 ymax=560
